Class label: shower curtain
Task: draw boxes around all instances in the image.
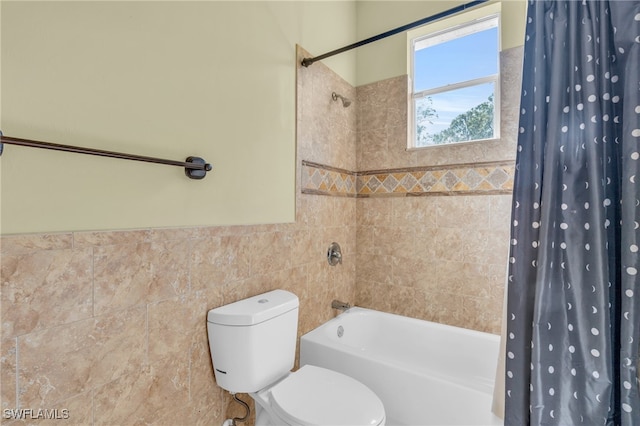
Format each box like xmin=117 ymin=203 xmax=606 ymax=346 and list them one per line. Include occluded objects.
xmin=505 ymin=1 xmax=640 ymax=425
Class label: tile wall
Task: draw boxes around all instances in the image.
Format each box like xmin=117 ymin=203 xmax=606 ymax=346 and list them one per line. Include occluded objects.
xmin=354 ymin=47 xmax=523 ymax=333
xmin=300 ymin=46 xmax=523 ymax=334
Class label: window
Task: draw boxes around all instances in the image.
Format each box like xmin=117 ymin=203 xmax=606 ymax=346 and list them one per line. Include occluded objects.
xmin=410 ymin=15 xmax=500 ymax=148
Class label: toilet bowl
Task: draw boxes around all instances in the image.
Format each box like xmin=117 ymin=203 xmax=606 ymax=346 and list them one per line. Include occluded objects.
xmin=252 ymin=365 xmax=385 ymax=426
xmin=206 ymin=290 xmax=385 ymax=426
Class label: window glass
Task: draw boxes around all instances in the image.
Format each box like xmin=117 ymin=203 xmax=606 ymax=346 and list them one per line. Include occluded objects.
xmin=414 ymin=26 xmax=499 ymax=93
xmin=415 ymin=82 xmax=495 ymax=146
xmin=411 ymin=15 xmax=500 ymax=148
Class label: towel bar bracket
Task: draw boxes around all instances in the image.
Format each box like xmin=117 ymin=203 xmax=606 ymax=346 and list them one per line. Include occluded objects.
xmin=185 ymin=156 xmax=212 ymax=180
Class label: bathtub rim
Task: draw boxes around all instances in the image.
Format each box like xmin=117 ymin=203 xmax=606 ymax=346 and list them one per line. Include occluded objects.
xmin=300 ymin=306 xmax=500 ymax=394
xmin=308 ymin=306 xmax=500 ymax=340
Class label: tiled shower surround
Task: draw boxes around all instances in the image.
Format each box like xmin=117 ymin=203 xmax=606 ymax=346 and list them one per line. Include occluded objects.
xmin=0 ymin=45 xmax=522 ymax=424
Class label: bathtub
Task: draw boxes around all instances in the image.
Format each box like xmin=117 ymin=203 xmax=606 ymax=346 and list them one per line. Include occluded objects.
xmin=300 ymin=307 xmax=502 ymax=426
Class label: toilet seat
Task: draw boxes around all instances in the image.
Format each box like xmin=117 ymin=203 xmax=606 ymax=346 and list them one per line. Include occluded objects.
xmin=269 ymin=365 xmax=385 ymax=426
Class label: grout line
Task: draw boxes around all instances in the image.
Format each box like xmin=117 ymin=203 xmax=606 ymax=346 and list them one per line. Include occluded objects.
xmin=14 ymin=336 xmax=19 ymax=409
xmin=91 ymin=246 xmax=96 ymax=319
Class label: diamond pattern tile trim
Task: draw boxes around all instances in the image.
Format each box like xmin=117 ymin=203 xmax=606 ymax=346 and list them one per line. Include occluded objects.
xmin=301 ymin=160 xmax=515 ymax=198
xmin=301 ymin=161 xmax=357 ymax=197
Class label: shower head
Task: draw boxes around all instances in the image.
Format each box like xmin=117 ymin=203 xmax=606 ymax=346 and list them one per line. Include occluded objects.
xmin=332 ymin=92 xmax=351 ymax=108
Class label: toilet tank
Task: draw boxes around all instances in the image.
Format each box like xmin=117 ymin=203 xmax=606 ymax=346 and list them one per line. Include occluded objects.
xmin=207 ymin=290 xmax=299 ymax=393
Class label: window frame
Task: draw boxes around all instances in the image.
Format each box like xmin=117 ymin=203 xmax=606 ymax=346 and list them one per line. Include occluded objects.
xmin=409 ymin=13 xmax=501 ymax=149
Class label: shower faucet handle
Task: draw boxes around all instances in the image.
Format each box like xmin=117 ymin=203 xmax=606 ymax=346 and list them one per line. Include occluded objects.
xmin=327 ymin=242 xmax=343 ymax=266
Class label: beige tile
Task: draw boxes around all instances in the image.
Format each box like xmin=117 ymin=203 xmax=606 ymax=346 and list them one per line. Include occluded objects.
xmin=93 ymin=362 xmax=188 ymax=425
xmin=93 ymin=242 xmax=153 ymax=315
xmin=73 ymin=229 xmax=150 ymax=248
xmin=490 ymin=194 xmax=514 ymax=231
xmin=18 ymin=306 xmax=146 ymax=407
xmin=331 ymin=197 xmax=357 ymax=228
xmin=411 ymin=226 xmax=438 ymax=260
xmin=355 ymin=253 xmax=392 ymax=285
xmin=434 ymin=261 xmax=466 ymax=295
xmin=296 ymin=194 xmax=335 ymax=228
xmin=255 ymin=266 xmax=308 ymax=302
xmin=2 ymin=391 xmax=93 ymax=425
xmin=436 ymin=196 xmax=492 ymax=230
xmin=413 ymin=146 xmax=451 ymax=168
xmin=462 ymin=295 xmax=503 ymax=334
xmin=487 ymin=263 xmax=509 ymax=299
xmin=301 ymin=263 xmax=332 ymax=334
xmin=435 ymin=196 xmax=466 ymax=228
xmin=31 ymin=391 xmax=93 ymax=426
xmin=248 ymin=231 xmax=292 ymax=275
xmin=385 ymin=125 xmax=413 ymax=169
xmin=150 ymin=239 xmax=191 ymax=299
xmin=357 ymin=129 xmax=388 ymax=171
xmin=222 ymin=277 xmax=268 ymax=307
xmin=149 ymin=226 xmax=199 ymax=241
xmin=386 ymin=285 xmax=425 ymax=319
xmin=356 ymin=226 xmax=375 ymax=256
xmin=434 ymin=228 xmax=464 ymax=262
xmin=423 ymin=291 xmax=464 ymax=327
xmin=373 ymin=226 xmax=413 ymax=258
xmin=188 ymin=337 xmax=225 ymax=421
xmin=391 ymin=197 xmax=437 ymax=228
xmin=1 ymin=248 xmax=93 ymax=337
xmin=457 ymin=263 xmax=494 ymax=299
xmin=1 ymin=338 xmax=16 ymax=411
xmin=500 ymin=46 xmax=525 ymax=146
xmin=392 ymin=256 xmax=437 ymax=289
xmin=356 ymin=198 xmax=391 ymax=227
xmin=354 ymin=279 xmax=374 ymax=309
xmin=362 ymin=282 xmax=393 ymax=313
xmin=190 ymin=235 xmax=251 ymax=294
xmin=148 ymin=297 xmax=199 ymax=367
xmin=462 ymin=229 xmax=510 ymax=265
xmin=285 ymin=229 xmax=314 ymax=267
xmin=0 ymin=234 xmax=72 ymax=256
xmin=356 ymin=92 xmax=387 ymax=134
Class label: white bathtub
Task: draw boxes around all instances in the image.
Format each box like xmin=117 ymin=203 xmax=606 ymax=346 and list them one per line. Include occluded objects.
xmin=300 ymin=307 xmax=502 ymax=426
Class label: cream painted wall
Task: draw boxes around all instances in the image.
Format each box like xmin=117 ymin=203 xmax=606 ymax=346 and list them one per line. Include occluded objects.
xmin=0 ymin=1 xmax=356 ymax=234
xmin=355 ymin=0 xmax=527 ymax=86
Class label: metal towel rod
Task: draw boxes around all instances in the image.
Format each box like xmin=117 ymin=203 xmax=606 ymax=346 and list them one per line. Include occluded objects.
xmin=0 ymin=131 xmax=213 ymax=180
xmin=301 ymin=0 xmax=488 ymax=67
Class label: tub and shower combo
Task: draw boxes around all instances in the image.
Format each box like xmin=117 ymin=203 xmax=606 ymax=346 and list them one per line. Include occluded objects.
xmin=301 ymin=307 xmax=502 ymax=426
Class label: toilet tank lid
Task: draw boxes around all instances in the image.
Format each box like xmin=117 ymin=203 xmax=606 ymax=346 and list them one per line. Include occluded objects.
xmin=207 ymin=290 xmax=299 ymax=326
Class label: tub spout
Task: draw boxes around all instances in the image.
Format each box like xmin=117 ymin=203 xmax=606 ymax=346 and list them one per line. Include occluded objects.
xmin=331 ymin=300 xmax=351 ymax=311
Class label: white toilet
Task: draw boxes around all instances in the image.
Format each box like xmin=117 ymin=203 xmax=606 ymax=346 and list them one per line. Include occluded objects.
xmin=207 ymin=289 xmax=386 ymax=426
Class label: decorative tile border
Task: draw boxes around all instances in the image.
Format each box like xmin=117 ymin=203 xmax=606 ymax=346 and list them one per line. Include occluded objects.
xmin=301 ymin=160 xmax=514 ymax=197
xmin=301 ymin=161 xmax=357 ymax=197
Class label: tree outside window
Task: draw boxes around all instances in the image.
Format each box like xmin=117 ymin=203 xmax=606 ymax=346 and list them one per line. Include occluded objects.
xmin=411 ymin=15 xmax=500 ymax=147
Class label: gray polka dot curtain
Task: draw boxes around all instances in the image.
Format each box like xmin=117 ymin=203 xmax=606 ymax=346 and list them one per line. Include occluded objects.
xmin=505 ymin=1 xmax=640 ymax=425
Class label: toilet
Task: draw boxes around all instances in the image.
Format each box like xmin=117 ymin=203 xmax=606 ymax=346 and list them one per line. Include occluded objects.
xmin=207 ymin=289 xmax=386 ymax=426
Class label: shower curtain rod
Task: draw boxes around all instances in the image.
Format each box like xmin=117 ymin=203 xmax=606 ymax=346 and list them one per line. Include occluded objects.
xmin=0 ymin=131 xmax=213 ymax=180
xmin=301 ymin=0 xmax=489 ymax=67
